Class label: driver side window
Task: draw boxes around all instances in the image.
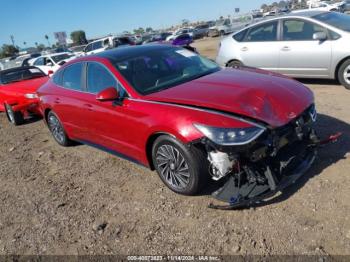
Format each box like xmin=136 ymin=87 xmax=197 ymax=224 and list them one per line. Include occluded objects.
xmin=87 ymin=62 xmax=123 ymax=95
xmin=245 ymin=21 xmax=278 ymax=42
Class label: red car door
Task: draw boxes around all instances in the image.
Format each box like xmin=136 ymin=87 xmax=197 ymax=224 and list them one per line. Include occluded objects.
xmin=51 ymin=62 xmax=94 ymax=140
xmin=81 ymin=62 xmax=143 ymax=160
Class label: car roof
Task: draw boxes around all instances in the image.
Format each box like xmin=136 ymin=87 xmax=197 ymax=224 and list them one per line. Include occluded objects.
xmin=286 ymin=10 xmax=329 ymax=17
xmin=40 ymin=52 xmax=70 ymax=58
xmin=238 ymin=10 xmax=330 ymax=30
xmin=96 ymin=44 xmax=174 ymax=62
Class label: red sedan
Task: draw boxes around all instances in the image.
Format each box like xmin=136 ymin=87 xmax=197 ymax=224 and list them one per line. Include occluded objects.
xmin=0 ymin=66 xmax=49 ymax=125
xmin=37 ymin=45 xmax=321 ymax=208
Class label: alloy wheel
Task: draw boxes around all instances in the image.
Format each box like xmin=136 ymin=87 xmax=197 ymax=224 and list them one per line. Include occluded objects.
xmin=6 ymin=105 xmax=15 ymax=123
xmin=156 ymin=144 xmax=190 ymax=190
xmin=48 ymin=114 xmax=65 ymax=144
xmin=343 ymin=65 xmax=350 ymax=85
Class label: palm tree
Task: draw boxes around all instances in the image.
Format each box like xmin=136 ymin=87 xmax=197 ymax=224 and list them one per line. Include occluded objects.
xmin=45 ymin=35 xmax=51 ymax=47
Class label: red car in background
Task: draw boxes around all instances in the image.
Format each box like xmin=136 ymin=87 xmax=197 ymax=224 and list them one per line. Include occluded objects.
xmin=0 ymin=66 xmax=49 ymax=125
xmin=38 ymin=45 xmax=324 ymax=208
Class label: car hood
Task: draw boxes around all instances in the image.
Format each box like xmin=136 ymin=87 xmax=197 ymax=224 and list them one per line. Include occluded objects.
xmin=145 ymin=68 xmax=314 ymax=127
xmin=3 ymin=76 xmax=49 ymax=93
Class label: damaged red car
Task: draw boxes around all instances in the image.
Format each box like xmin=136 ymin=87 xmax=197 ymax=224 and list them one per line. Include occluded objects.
xmin=0 ymin=66 xmax=48 ymax=125
xmin=37 ymin=45 xmax=325 ymax=208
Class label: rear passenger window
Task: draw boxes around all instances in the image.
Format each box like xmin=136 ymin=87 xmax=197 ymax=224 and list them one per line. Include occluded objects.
xmin=87 ymin=62 xmax=117 ymax=93
xmin=52 ymin=70 xmax=62 ymax=85
xmin=282 ymin=19 xmax=327 ymax=41
xmin=62 ymin=63 xmax=83 ymax=91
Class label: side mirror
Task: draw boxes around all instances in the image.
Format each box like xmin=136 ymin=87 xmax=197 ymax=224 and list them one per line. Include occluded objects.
xmin=47 ymin=62 xmax=53 ymax=67
xmin=313 ymin=32 xmax=327 ymax=41
xmin=96 ymin=87 xmax=119 ymax=102
xmin=47 ymin=70 xmax=54 ymax=76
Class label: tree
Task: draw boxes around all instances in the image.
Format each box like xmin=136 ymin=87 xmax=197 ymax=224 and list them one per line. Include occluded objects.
xmin=0 ymin=44 xmax=19 ymax=58
xmin=70 ymin=30 xmax=88 ymax=45
xmin=133 ymin=27 xmax=145 ymax=35
xmin=261 ymin=4 xmax=268 ymax=10
xmin=37 ymin=44 xmax=46 ymax=52
xmin=182 ymin=19 xmax=189 ymax=26
xmin=278 ymin=1 xmax=287 ymax=8
xmin=45 ymin=35 xmax=51 ymax=46
xmin=146 ymin=27 xmax=153 ymax=33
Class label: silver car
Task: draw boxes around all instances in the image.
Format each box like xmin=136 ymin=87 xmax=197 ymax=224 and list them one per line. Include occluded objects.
xmin=216 ymin=11 xmax=350 ymax=89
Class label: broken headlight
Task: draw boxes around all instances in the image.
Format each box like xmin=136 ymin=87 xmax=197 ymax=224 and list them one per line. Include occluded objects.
xmin=194 ymin=124 xmax=265 ymax=146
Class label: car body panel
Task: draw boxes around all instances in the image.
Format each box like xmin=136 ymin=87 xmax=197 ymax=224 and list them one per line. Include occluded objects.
xmin=145 ymin=68 xmax=314 ymax=127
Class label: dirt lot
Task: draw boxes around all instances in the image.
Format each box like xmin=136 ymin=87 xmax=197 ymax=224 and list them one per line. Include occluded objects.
xmin=0 ymin=37 xmax=350 ymax=256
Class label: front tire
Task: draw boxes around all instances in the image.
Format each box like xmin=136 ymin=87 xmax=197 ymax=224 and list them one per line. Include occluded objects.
xmin=152 ymin=135 xmax=208 ymax=195
xmin=227 ymin=60 xmax=243 ymax=68
xmin=5 ymin=104 xmax=24 ymax=126
xmin=47 ymin=111 xmax=72 ymax=146
xmin=338 ymin=59 xmax=350 ymax=90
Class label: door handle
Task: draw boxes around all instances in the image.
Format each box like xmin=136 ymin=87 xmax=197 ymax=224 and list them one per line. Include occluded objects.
xmin=241 ymin=47 xmax=248 ymax=51
xmin=54 ymin=98 xmax=60 ymax=104
xmin=281 ymin=46 xmax=291 ymax=51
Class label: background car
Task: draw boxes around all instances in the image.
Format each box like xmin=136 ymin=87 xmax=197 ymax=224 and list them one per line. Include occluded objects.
xmin=193 ymin=24 xmax=210 ymax=39
xmin=166 ymin=28 xmax=194 ymax=41
xmin=84 ymin=36 xmax=135 ymax=55
xmin=208 ymin=18 xmax=234 ymax=37
xmin=0 ymin=66 xmax=48 ymax=125
xmin=38 ymin=45 xmax=318 ymax=207
xmin=29 ymin=52 xmax=76 ymax=75
xmin=340 ymin=0 xmax=350 ymax=13
xmin=216 ymin=11 xmax=350 ymax=89
xmin=171 ymin=33 xmax=193 ymax=46
xmin=69 ymin=45 xmax=87 ymax=57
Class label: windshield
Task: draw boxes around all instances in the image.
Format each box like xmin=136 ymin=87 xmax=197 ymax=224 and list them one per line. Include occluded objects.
xmin=313 ymin=12 xmax=350 ymax=32
xmin=51 ymin=54 xmax=72 ymax=63
xmin=113 ymin=47 xmax=220 ymax=95
xmin=1 ymin=67 xmax=46 ymax=84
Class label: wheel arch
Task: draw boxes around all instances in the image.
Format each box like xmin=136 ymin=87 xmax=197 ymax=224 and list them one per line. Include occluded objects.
xmin=226 ymin=59 xmax=243 ymax=67
xmin=335 ymin=56 xmax=350 ymax=80
xmin=44 ymin=108 xmax=52 ymax=123
xmin=145 ymin=132 xmax=178 ymax=170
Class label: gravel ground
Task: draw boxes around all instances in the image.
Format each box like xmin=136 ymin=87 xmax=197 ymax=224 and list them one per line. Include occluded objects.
xmin=0 ymin=37 xmax=349 ymax=256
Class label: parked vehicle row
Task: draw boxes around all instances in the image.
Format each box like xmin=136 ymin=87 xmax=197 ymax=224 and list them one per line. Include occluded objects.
xmin=216 ymin=11 xmax=350 ymax=89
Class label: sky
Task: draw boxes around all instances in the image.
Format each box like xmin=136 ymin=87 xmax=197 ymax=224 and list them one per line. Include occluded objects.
xmin=0 ymin=0 xmax=275 ymax=48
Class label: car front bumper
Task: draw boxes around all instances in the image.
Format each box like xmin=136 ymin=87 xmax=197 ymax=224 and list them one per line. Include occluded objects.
xmin=209 ymin=146 xmax=317 ymax=209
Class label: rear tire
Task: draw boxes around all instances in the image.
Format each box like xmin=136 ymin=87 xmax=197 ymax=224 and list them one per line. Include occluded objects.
xmin=338 ymin=59 xmax=350 ymax=90
xmin=152 ymin=135 xmax=208 ymax=195
xmin=5 ymin=104 xmax=24 ymax=126
xmin=47 ymin=111 xmax=72 ymax=146
xmin=227 ymin=60 xmax=243 ymax=68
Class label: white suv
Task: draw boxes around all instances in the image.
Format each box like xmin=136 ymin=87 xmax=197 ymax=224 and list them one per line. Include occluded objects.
xmin=84 ymin=36 xmax=134 ymax=55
